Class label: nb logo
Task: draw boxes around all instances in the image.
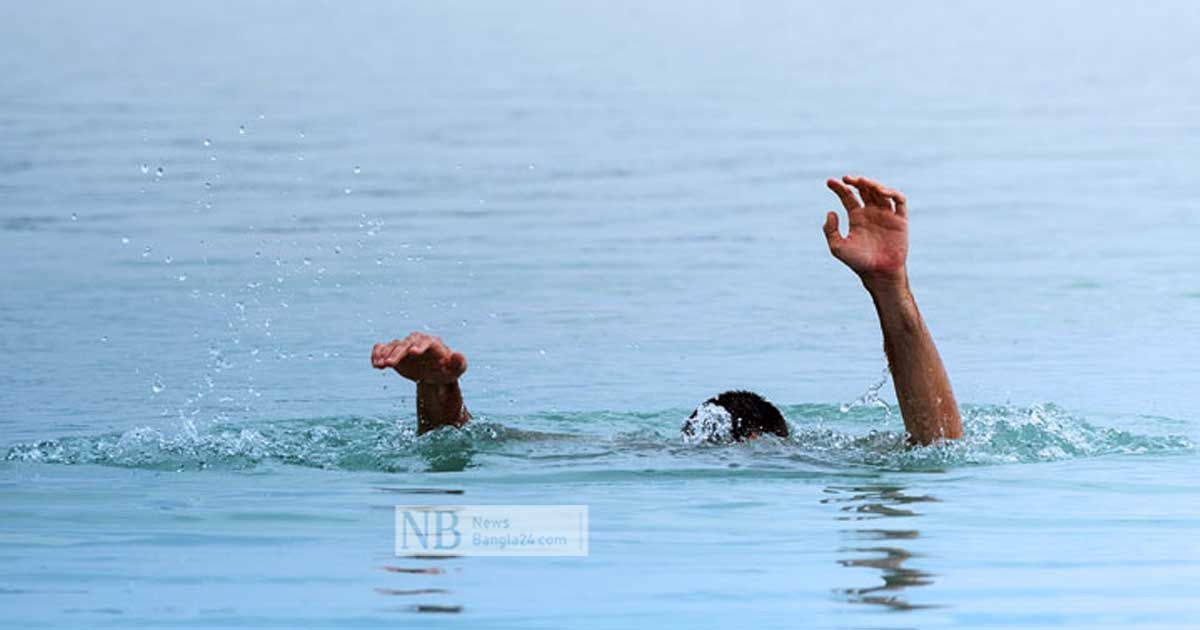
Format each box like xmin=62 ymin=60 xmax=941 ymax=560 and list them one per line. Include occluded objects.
xmin=398 ymin=509 xmax=461 ymax=551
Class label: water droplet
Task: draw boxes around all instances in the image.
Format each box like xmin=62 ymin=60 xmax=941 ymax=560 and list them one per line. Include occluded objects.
xmin=177 ymin=273 xmax=187 ymax=282
xmin=238 ymin=125 xmax=246 ymax=135
xmin=539 ymin=349 xmax=547 ymax=356
xmin=353 ymin=165 xmax=361 ymax=175
xmin=140 ymin=163 xmax=149 ymax=174
xmin=203 ymin=138 xmax=211 ymax=147
xmin=333 ymin=246 xmax=342 ymax=254
xmin=302 ymin=257 xmax=312 ymax=266
xmin=164 ymin=256 xmax=173 ymax=264
xmin=155 ymin=166 xmax=164 ymax=177
xmin=70 ymin=212 xmax=78 ymax=221
xmin=151 ymin=375 xmax=165 ymax=394
xmin=343 ymin=187 xmax=352 ymax=195
xmin=142 ymin=247 xmax=152 ymax=258
xmin=100 ymin=335 xmax=109 ymax=343
xmin=204 ymin=181 xmax=212 ymax=189
xmin=298 ymin=131 xmax=306 ymax=139
xmin=375 ymin=258 xmax=382 ymax=265
xmin=121 ymin=236 xmax=130 ymax=244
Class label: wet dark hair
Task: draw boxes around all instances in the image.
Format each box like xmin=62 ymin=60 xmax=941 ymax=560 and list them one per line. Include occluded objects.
xmin=681 ymin=390 xmax=789 ymax=442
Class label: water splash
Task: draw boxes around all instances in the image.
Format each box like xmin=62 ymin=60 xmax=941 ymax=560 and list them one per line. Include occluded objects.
xmin=839 ymin=366 xmax=892 ymax=418
xmin=2 ymin=405 xmax=1191 ymax=474
xmin=680 ymin=402 xmax=735 ymax=444
xmin=787 ymin=403 xmax=1194 ymax=470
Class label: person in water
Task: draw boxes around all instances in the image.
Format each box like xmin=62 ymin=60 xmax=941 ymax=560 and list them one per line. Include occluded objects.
xmin=370 ymin=175 xmax=963 ymax=445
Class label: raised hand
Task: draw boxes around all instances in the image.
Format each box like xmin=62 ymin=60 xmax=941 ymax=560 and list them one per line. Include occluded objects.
xmin=819 ymin=175 xmax=962 ymax=444
xmin=822 ymin=175 xmax=909 ymax=287
xmin=371 ymin=332 xmax=467 ymax=385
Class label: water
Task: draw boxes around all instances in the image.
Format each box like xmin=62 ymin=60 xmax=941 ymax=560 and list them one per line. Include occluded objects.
xmin=2 ymin=1 xmax=1199 ymax=627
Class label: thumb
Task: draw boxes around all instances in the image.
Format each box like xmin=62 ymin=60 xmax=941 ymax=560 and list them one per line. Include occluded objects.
xmin=822 ymin=211 xmax=844 ymax=249
xmin=447 ymin=352 xmax=468 ymax=376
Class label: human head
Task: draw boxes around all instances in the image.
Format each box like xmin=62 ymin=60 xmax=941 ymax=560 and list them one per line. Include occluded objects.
xmin=681 ymin=390 xmax=789 ymax=442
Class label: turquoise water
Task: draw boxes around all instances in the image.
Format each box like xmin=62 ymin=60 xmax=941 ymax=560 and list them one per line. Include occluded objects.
xmin=3 ymin=1 xmax=1200 ymax=627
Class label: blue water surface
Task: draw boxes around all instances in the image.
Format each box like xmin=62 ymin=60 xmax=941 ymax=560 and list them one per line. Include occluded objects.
xmin=2 ymin=1 xmax=1199 ymax=628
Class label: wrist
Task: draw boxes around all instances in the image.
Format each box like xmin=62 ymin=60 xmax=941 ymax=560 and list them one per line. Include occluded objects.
xmin=416 ymin=380 xmax=459 ymax=396
xmin=864 ymin=269 xmax=921 ymax=333
xmin=860 ymin=268 xmax=909 ymax=297
xmin=415 ymin=380 xmax=468 ymax=434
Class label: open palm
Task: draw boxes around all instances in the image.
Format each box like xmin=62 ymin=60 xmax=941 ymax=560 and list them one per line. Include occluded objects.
xmin=822 ymin=175 xmax=909 ymax=282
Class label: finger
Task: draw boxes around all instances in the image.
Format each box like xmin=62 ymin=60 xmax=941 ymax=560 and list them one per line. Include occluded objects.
xmin=864 ymin=179 xmax=896 ymax=211
xmin=410 ymin=337 xmax=432 ymax=354
xmin=372 ymin=343 xmax=387 ymax=367
xmin=376 ymin=341 xmax=401 ymax=366
xmin=384 ymin=344 xmax=409 ymax=367
xmin=845 ymin=175 xmax=891 ymax=209
xmin=883 ymin=188 xmax=908 ymax=216
xmin=822 ymin=211 xmax=844 ymax=251
xmin=842 ymin=175 xmax=881 ymax=207
xmin=826 ymin=178 xmax=862 ymax=211
xmin=386 ymin=338 xmax=411 ymax=361
xmin=428 ymin=339 xmax=451 ymax=362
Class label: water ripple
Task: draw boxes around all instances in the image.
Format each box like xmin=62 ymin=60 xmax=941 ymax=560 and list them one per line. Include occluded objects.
xmin=3 ymin=404 xmax=1191 ymax=474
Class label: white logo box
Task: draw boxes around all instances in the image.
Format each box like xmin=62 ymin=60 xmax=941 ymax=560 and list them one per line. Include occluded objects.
xmin=395 ymin=505 xmax=589 ymax=557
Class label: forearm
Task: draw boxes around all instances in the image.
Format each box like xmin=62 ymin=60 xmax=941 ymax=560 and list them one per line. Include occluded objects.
xmin=864 ymin=273 xmax=962 ymax=444
xmin=415 ymin=381 xmax=470 ymax=435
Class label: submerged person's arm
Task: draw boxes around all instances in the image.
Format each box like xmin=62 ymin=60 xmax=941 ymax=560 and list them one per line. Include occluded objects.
xmin=821 ymin=175 xmax=962 ymax=445
xmin=371 ymin=332 xmax=470 ymax=434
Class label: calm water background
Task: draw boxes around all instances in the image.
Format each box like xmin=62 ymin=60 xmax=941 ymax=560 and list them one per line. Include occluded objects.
xmin=2 ymin=1 xmax=1199 ymax=628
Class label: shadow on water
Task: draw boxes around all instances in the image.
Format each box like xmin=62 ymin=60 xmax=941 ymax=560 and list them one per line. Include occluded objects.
xmin=822 ymin=484 xmax=940 ymax=611
xmin=373 ymin=485 xmax=466 ymax=614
